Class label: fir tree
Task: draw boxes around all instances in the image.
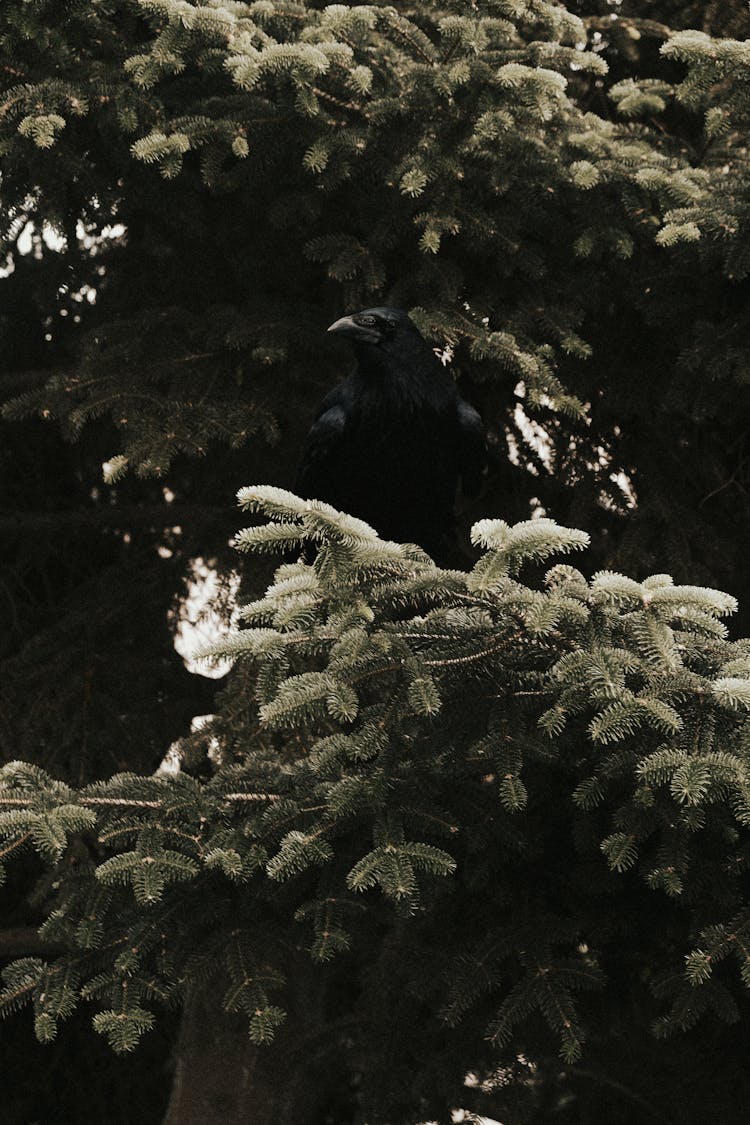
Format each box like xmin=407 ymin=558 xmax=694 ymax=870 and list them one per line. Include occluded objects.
xmin=2 ymin=493 xmax=750 ymax=1121
xmin=4 ymin=1 xmax=750 ymax=1121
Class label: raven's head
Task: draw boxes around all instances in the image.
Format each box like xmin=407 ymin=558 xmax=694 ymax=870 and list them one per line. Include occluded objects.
xmin=327 ymin=307 xmax=418 ymax=348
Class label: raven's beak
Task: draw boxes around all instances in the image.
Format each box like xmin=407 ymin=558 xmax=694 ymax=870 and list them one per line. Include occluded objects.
xmin=327 ymin=315 xmax=380 ymax=344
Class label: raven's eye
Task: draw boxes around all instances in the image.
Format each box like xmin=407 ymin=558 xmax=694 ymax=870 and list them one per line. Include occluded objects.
xmin=356 ymin=314 xmax=377 ymax=327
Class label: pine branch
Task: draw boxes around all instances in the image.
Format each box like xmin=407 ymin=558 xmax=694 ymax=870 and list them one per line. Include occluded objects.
xmin=0 ymin=792 xmax=281 ymax=810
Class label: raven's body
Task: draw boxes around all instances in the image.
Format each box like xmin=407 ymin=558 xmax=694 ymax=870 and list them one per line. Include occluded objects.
xmin=296 ymin=308 xmax=486 ymax=562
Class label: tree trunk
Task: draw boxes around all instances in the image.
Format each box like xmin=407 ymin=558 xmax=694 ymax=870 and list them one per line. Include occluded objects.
xmin=163 ymin=966 xmax=338 ymax=1125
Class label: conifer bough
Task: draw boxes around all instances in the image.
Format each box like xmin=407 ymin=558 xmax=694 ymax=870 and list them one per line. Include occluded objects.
xmin=2 ymin=492 xmax=750 ymax=1118
xmin=5 ymin=0 xmax=750 ymax=1118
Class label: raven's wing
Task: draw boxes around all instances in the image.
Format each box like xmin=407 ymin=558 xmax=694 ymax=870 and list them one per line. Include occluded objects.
xmin=456 ymin=399 xmax=486 ymax=497
xmin=295 ymin=387 xmax=350 ymax=503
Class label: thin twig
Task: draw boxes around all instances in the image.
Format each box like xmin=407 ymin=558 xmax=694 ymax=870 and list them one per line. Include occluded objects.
xmin=312 ymin=86 xmax=363 ymax=113
xmin=0 ymin=792 xmax=281 ymax=810
xmin=83 ymin=797 xmax=163 ymax=809
xmin=222 ymin=791 xmax=281 ymax=802
xmin=424 ymin=632 xmax=524 ymax=668
xmin=0 ymin=831 xmax=32 ymax=859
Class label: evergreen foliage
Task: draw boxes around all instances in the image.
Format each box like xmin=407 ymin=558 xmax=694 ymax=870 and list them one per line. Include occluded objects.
xmin=4 ymin=0 xmax=750 ymax=1120
xmin=3 ymin=494 xmax=750 ymax=1119
xmin=3 ymin=0 xmax=750 ymax=627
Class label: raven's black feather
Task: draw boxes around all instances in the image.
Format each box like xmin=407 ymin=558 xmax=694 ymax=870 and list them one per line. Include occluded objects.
xmin=296 ymin=307 xmax=486 ymax=564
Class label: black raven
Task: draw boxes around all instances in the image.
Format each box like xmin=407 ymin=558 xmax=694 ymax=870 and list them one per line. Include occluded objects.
xmin=296 ymin=307 xmax=486 ymax=564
